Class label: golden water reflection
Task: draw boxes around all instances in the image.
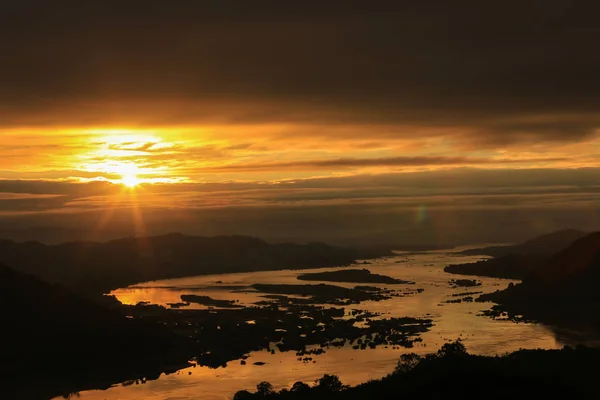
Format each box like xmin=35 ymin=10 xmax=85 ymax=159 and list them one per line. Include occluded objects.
xmin=69 ymin=250 xmax=564 ymax=400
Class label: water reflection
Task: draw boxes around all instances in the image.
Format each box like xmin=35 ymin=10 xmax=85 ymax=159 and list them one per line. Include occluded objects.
xmin=65 ymin=249 xmax=565 ymax=400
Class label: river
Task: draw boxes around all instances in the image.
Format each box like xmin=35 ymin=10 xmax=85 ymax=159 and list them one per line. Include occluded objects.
xmin=60 ymin=247 xmax=565 ymax=400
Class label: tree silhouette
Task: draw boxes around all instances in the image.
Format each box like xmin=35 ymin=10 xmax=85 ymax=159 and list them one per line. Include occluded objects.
xmin=233 ymin=390 xmax=253 ymax=400
xmin=256 ymin=381 xmax=274 ymax=396
xmin=395 ymin=353 xmax=422 ymax=373
xmin=290 ymin=381 xmax=310 ymax=393
xmin=315 ymin=374 xmax=346 ymax=392
xmin=436 ymin=340 xmax=467 ymax=357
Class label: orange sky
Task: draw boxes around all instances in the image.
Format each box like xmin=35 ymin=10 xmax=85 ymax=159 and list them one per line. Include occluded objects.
xmin=1 ymin=2 xmax=600 ymax=244
xmin=1 ymin=123 xmax=599 ymax=246
xmin=3 ymin=125 xmax=599 ymax=185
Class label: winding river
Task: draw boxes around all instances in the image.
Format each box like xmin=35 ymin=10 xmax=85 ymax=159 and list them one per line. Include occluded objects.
xmin=59 ymin=247 xmax=566 ymax=400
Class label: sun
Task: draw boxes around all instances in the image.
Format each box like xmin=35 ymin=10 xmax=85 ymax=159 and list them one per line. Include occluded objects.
xmin=113 ymin=163 xmax=141 ymax=187
xmin=121 ymin=172 xmax=140 ymax=188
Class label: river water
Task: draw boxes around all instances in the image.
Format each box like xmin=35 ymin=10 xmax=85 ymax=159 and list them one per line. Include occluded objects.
xmin=61 ymin=247 xmax=566 ymax=400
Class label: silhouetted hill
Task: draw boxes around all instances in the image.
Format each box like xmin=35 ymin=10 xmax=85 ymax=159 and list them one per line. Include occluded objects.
xmin=446 ymin=229 xmax=588 ymax=280
xmin=445 ymin=254 xmax=544 ymax=280
xmin=0 ymin=234 xmax=392 ymax=294
xmin=460 ymin=229 xmax=588 ymax=257
xmin=531 ymin=232 xmax=600 ymax=283
xmin=0 ymin=263 xmax=190 ymax=399
xmin=479 ymin=232 xmax=600 ymax=328
xmin=482 ymin=231 xmax=600 ymax=291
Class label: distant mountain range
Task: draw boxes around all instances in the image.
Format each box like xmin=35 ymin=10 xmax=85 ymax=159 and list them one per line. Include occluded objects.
xmin=1 ymin=263 xmax=190 ymax=399
xmin=0 ymin=233 xmax=392 ymax=294
xmin=445 ymin=229 xmax=589 ymax=279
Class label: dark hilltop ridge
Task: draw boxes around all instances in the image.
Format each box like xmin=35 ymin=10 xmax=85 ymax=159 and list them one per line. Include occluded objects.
xmin=479 ymin=232 xmax=600 ymax=329
xmin=458 ymin=229 xmax=588 ymax=258
xmin=297 ymin=268 xmax=414 ymax=284
xmin=233 ymin=341 xmax=600 ymax=399
xmin=532 ymin=231 xmax=600 ymax=283
xmin=0 ymin=234 xmax=393 ymax=295
xmin=445 ymin=229 xmax=588 ymax=279
xmin=0 ymin=263 xmax=191 ymax=400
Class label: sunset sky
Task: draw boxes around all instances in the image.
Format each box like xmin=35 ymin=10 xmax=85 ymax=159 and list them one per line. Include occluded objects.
xmin=1 ymin=2 xmax=599 ymax=245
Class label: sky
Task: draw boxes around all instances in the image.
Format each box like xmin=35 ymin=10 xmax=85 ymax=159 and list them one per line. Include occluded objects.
xmin=1 ymin=1 xmax=599 ymax=245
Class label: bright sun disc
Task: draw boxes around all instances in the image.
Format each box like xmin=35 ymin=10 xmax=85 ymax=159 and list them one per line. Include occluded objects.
xmin=115 ymin=164 xmax=141 ymax=187
xmin=122 ymin=172 xmax=140 ymax=188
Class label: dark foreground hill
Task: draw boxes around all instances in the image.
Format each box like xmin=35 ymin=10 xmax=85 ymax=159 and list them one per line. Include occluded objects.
xmin=445 ymin=229 xmax=588 ymax=280
xmin=480 ymin=232 xmax=600 ymax=327
xmin=0 ymin=234 xmax=391 ymax=294
xmin=233 ymin=341 xmax=600 ymax=399
xmin=0 ymin=264 xmax=190 ymax=399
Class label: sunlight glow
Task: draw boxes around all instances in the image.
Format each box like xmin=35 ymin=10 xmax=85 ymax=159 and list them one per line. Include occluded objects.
xmin=75 ymin=132 xmax=186 ymax=185
xmin=114 ymin=163 xmax=141 ymax=187
xmin=121 ymin=172 xmax=140 ymax=188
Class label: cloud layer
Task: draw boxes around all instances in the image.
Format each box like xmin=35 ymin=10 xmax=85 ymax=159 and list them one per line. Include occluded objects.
xmin=1 ymin=2 xmax=600 ymax=244
xmin=1 ymin=1 xmax=600 ymax=144
xmin=1 ymin=168 xmax=599 ymax=244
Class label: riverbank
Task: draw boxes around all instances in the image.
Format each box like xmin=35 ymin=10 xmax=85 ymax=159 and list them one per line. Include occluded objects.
xmin=234 ymin=341 xmax=600 ymax=399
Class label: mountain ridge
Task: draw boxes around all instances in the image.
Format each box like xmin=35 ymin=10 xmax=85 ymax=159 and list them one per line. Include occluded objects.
xmin=445 ymin=229 xmax=589 ymax=280
xmin=532 ymin=231 xmax=600 ymax=283
xmin=479 ymin=231 xmax=600 ymax=328
xmin=459 ymin=229 xmax=588 ymax=257
xmin=0 ymin=233 xmax=392 ymax=294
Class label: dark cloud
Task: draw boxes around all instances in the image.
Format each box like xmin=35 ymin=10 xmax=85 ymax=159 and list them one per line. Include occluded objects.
xmin=3 ymin=166 xmax=600 ymax=194
xmin=1 ymin=193 xmax=599 ymax=247
xmin=2 ymin=167 xmax=599 ymax=211
xmin=201 ymin=155 xmax=567 ymax=172
xmin=1 ymin=1 xmax=600 ymax=142
xmin=0 ymin=179 xmax=118 ymax=196
xmin=1 ymin=166 xmax=599 ymax=244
